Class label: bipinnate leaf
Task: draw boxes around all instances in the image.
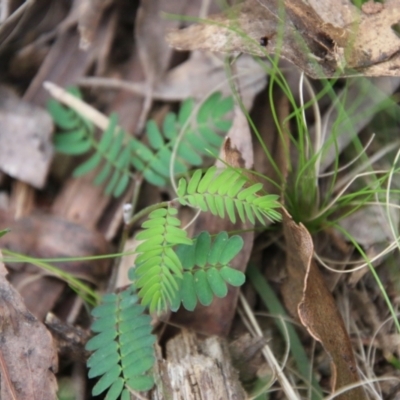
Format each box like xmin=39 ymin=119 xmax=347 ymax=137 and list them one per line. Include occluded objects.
xmin=172 ymin=232 xmax=246 ymax=310
xmin=133 ymin=206 xmax=192 ymax=313
xmin=49 ymin=87 xmax=234 ymax=196
xmin=49 ymin=91 xmax=132 ymax=197
xmin=86 ymin=290 xmax=156 ymax=399
xmin=177 ymin=167 xmax=281 ymax=224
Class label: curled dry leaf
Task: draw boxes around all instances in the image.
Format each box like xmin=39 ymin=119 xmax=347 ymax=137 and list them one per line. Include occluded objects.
xmin=0 ymin=250 xmax=58 ymax=400
xmin=167 ymin=0 xmax=400 ymax=78
xmin=0 ymin=86 xmax=53 ymax=188
xmin=282 ymin=208 xmax=366 ymax=400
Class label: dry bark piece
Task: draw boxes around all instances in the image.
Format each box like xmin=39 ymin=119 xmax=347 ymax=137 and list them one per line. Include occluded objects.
xmin=153 ymin=330 xmax=246 ymax=399
xmin=361 ymin=0 xmax=384 ymax=15
xmin=166 ymin=0 xmax=400 ymax=78
xmin=282 ymin=208 xmax=366 ymax=400
xmin=0 ymin=251 xmax=58 ymax=400
xmin=0 ymin=86 xmax=53 ymax=188
xmin=45 ymin=312 xmax=91 ymax=363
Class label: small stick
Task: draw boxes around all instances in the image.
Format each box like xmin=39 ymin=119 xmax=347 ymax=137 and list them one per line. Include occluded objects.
xmin=43 ymin=81 xmax=109 ymax=130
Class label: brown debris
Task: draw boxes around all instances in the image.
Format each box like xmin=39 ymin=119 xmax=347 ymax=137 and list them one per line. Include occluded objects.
xmin=282 ymin=208 xmax=366 ymax=400
xmin=167 ymin=0 xmax=400 ymax=78
xmin=0 ymin=251 xmax=58 ymax=400
xmin=1 ymin=0 xmax=400 ymax=398
xmin=0 ymin=86 xmax=53 ymax=188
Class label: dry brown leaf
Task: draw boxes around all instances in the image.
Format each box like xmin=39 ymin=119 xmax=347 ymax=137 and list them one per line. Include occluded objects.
xmin=158 ymin=52 xmax=267 ymax=107
xmin=136 ymin=0 xmax=185 ymax=86
xmin=77 ymin=0 xmax=113 ymax=49
xmin=308 ymin=0 xmax=358 ymax=27
xmin=80 ymin=51 xmax=267 ymax=108
xmin=167 ymin=0 xmax=400 ymax=78
xmin=0 ymin=211 xmax=110 ymax=284
xmin=24 ymin=11 xmax=114 ymax=106
xmin=0 ymin=86 xmax=53 ymax=188
xmin=218 ymin=106 xmax=254 ymax=169
xmin=282 ymin=208 xmax=366 ymax=400
xmin=0 ymin=211 xmax=110 ymax=319
xmin=134 ymin=0 xmax=187 ymax=130
xmin=0 ymin=250 xmax=58 ymax=400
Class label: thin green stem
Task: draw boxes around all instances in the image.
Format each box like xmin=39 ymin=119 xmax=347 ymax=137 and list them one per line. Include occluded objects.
xmin=1 ymin=249 xmax=99 ymax=304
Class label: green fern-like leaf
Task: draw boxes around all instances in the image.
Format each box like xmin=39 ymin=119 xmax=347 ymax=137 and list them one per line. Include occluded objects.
xmin=131 ymin=92 xmax=233 ymax=186
xmin=86 ymin=289 xmax=156 ymax=400
xmin=177 ymin=167 xmax=282 ymax=224
xmin=132 ymin=206 xmax=192 ymax=314
xmin=48 ymin=88 xmax=234 ymax=195
xmin=171 ymin=231 xmax=245 ymax=311
xmin=49 ymin=88 xmax=94 ymax=156
xmin=48 ymin=89 xmax=132 ymax=197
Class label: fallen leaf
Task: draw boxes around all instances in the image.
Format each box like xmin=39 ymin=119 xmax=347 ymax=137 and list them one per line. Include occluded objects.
xmin=157 ymin=52 xmax=267 ymax=108
xmin=0 ymin=211 xmax=110 ymax=319
xmin=136 ymin=0 xmax=185 ymax=86
xmin=134 ymin=0 xmax=187 ymax=130
xmin=77 ymin=0 xmax=113 ymax=49
xmin=166 ymin=0 xmax=345 ymax=78
xmin=0 ymin=211 xmax=110 ymax=283
xmin=80 ymin=51 xmax=267 ymax=108
xmin=282 ymin=208 xmax=366 ymax=400
xmin=166 ymin=0 xmax=400 ymax=78
xmin=218 ymin=106 xmax=254 ymax=169
xmin=0 ymin=86 xmax=53 ymax=188
xmin=0 ymin=250 xmax=58 ymax=400
xmin=308 ymin=0 xmax=358 ymax=27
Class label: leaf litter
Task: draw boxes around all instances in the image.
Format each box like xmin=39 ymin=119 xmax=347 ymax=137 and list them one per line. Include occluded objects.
xmin=1 ymin=0 xmax=400 ymax=399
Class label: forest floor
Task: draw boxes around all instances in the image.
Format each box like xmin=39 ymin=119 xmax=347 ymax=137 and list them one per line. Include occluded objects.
xmin=0 ymin=1 xmax=400 ymax=399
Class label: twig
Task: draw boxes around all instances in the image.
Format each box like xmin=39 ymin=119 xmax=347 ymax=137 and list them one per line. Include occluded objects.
xmin=43 ymin=81 xmax=109 ymax=130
